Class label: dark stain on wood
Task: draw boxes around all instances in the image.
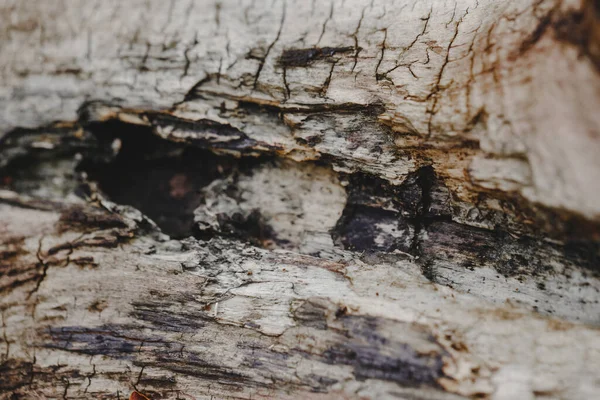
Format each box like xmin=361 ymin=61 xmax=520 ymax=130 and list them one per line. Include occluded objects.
xmin=333 ymin=166 xmax=451 ymax=254
xmin=333 ymin=165 xmax=600 ymax=281
xmin=43 ymin=325 xmax=161 ymax=359
xmin=0 ymin=358 xmax=88 ymax=397
xmin=278 ymin=46 xmax=356 ymax=67
xmin=213 ymin=209 xmax=279 ymax=248
xmin=323 ymin=315 xmax=446 ymax=387
xmin=58 ymin=205 xmax=129 ymax=233
xmin=0 ymin=124 xmax=97 ymax=199
xmin=0 ymin=360 xmax=33 ymax=392
xmin=79 ymin=121 xmax=250 ymax=238
xmin=334 ymin=206 xmax=414 ymax=252
xmin=130 ymin=301 xmax=209 ymax=333
xmin=0 ymin=237 xmax=40 ymax=295
xmin=146 ymin=353 xmax=254 ymax=388
xmin=291 ymin=299 xmax=448 ymax=387
xmin=293 ymin=299 xmax=331 ymax=330
xmin=518 ymin=1 xmax=600 ymax=72
xmin=421 ymin=220 xmax=600 ymax=278
xmin=38 ymin=294 xmax=448 ymax=394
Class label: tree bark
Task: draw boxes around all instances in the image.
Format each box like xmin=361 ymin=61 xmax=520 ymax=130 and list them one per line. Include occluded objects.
xmin=1 ymin=0 xmax=600 ymax=399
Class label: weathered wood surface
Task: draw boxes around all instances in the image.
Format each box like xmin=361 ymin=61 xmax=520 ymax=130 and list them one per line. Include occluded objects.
xmin=2 ymin=0 xmax=600 ymax=224
xmin=1 ymin=0 xmax=600 ymax=399
xmin=2 ymin=196 xmax=600 ymax=399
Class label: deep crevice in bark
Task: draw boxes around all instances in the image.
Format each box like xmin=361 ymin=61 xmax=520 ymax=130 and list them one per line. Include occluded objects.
xmin=2 ymin=119 xmax=599 ymax=276
xmin=79 ymin=121 xmax=264 ymax=239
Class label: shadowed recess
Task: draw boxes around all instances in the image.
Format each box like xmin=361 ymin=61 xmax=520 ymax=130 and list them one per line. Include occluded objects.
xmin=79 ymin=121 xmax=263 ymax=239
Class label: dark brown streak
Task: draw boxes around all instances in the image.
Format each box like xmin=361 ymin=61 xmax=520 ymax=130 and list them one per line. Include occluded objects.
xmin=375 ymin=28 xmax=388 ymax=80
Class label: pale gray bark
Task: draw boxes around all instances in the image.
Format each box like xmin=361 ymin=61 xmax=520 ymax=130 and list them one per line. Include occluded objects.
xmin=1 ymin=0 xmax=600 ymax=399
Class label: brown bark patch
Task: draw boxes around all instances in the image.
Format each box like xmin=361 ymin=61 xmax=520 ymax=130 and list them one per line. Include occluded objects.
xmin=278 ymin=46 xmax=355 ymax=67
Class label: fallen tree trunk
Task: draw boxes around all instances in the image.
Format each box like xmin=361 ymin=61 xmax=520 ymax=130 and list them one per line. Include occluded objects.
xmin=1 ymin=0 xmax=600 ymax=399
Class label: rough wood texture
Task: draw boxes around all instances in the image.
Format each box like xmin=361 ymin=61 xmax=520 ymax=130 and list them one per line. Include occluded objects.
xmin=1 ymin=0 xmax=600 ymax=399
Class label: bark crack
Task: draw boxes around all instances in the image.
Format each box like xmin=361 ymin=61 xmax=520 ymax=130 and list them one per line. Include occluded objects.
xmin=427 ymin=8 xmax=468 ymax=136
xmin=375 ymin=28 xmax=388 ymax=81
xmin=253 ymin=1 xmax=287 ymax=90
xmin=350 ymin=5 xmax=367 ymax=72
xmin=382 ymin=8 xmax=432 ymax=78
xmin=62 ymin=377 xmax=70 ymax=400
xmin=181 ymin=32 xmax=198 ymax=79
xmin=317 ymin=1 xmax=335 ymax=46
xmin=282 ymin=65 xmax=291 ymax=100
xmin=84 ymin=364 xmax=96 ymax=393
xmin=320 ymin=60 xmax=338 ymax=97
xmin=27 ymin=236 xmax=49 ymax=299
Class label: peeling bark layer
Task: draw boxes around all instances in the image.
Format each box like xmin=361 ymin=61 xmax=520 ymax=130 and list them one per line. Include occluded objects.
xmin=1 ymin=0 xmax=600 ymax=399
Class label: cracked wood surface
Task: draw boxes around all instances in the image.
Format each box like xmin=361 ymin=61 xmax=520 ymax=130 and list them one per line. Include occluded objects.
xmin=1 ymin=0 xmax=600 ymax=399
xmin=1 ymin=199 xmax=600 ymax=399
xmin=1 ymin=0 xmax=600 ymax=223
